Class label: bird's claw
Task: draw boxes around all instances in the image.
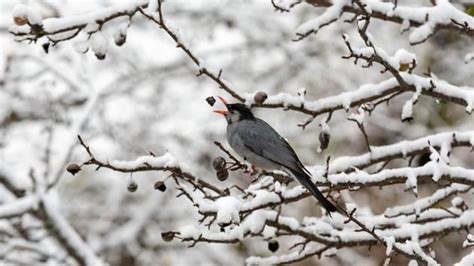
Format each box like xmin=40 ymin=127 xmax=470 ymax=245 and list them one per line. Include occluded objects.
xmin=243 ymin=164 xmax=259 ymax=176
xmin=250 ymin=165 xmax=258 ymax=175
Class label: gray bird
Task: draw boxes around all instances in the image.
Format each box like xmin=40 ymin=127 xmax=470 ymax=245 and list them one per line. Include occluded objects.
xmin=214 ymin=97 xmax=337 ymax=213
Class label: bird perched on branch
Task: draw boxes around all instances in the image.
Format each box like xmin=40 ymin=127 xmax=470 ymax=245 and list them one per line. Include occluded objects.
xmin=213 ymin=97 xmax=337 ymax=214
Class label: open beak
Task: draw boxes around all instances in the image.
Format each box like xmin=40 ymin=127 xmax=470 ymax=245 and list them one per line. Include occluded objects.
xmin=213 ymin=110 xmax=229 ymax=116
xmin=213 ymin=96 xmax=229 ymax=116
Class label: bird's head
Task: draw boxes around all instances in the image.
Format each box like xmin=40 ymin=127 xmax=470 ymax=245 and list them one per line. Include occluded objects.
xmin=213 ymin=96 xmax=255 ymax=124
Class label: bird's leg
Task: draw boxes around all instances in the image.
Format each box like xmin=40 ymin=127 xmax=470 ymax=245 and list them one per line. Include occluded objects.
xmin=243 ymin=163 xmax=259 ymax=175
xmin=250 ymin=165 xmax=258 ymax=175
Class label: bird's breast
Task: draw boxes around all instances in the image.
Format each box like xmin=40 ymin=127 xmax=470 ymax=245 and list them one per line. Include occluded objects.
xmin=226 ymin=122 xmax=280 ymax=170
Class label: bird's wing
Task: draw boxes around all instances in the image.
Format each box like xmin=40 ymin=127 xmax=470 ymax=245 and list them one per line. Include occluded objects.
xmin=234 ymin=119 xmax=308 ymax=173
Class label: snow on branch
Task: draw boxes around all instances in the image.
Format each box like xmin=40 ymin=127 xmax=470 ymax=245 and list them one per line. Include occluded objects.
xmin=167 ymin=203 xmax=474 ymax=264
xmin=300 ymin=0 xmax=474 ymax=44
xmin=242 ymin=73 xmax=473 ymax=121
xmin=76 ymin=135 xmax=223 ymax=196
xmin=9 ymin=1 xmax=148 ymax=44
xmin=271 ymin=0 xmax=304 ymax=13
xmin=0 ymin=196 xmax=37 ymax=219
xmin=384 ymin=184 xmax=471 ymax=218
xmin=327 ymin=131 xmax=474 ymax=174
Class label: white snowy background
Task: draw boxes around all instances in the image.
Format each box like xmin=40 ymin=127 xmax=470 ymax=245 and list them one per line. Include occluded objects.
xmin=1 ymin=0 xmax=473 ymax=265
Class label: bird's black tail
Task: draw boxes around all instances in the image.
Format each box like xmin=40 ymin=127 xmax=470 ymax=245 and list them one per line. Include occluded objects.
xmin=290 ymin=169 xmax=337 ymax=214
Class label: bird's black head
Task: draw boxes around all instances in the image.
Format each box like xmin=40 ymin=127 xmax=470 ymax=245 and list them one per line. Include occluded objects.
xmin=214 ymin=97 xmax=255 ymax=124
xmin=225 ymin=103 xmax=255 ymax=123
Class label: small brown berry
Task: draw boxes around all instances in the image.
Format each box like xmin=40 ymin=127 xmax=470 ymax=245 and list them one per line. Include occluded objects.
xmin=66 ymin=163 xmax=81 ymax=176
xmin=254 ymin=91 xmax=268 ymax=105
xmin=268 ymin=240 xmax=279 ymax=252
xmin=212 ymin=157 xmax=226 ymax=171
xmin=154 ymin=181 xmax=167 ymax=192
xmin=399 ymin=63 xmax=410 ymax=72
xmin=13 ymin=16 xmax=28 ymax=26
xmin=161 ymin=231 xmax=174 ymax=242
xmin=127 ymin=180 xmax=138 ymax=192
xmin=216 ymin=169 xmax=229 ymax=181
xmin=206 ymin=96 xmax=216 ymax=106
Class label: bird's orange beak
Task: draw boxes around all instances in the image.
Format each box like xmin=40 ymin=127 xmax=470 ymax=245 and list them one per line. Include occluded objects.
xmin=213 ymin=96 xmax=229 ymax=116
xmin=213 ymin=110 xmax=229 ymax=116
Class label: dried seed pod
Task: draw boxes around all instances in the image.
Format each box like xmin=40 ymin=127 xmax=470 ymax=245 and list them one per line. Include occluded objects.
xmin=212 ymin=156 xmax=226 ymax=171
xmin=66 ymin=163 xmax=81 ymax=176
xmin=161 ymin=231 xmax=174 ymax=242
xmin=319 ymin=131 xmax=330 ymax=150
xmin=154 ymin=181 xmax=167 ymax=192
xmin=90 ymin=32 xmax=108 ymax=60
xmin=114 ymin=22 xmax=128 ymax=46
xmin=318 ymin=121 xmax=331 ymax=151
xmin=95 ymin=53 xmax=106 ymax=60
xmin=127 ymin=179 xmax=138 ymax=193
xmin=206 ymin=96 xmax=216 ymax=106
xmin=42 ymin=42 xmax=50 ymax=54
xmin=268 ymin=240 xmax=279 ymax=252
xmin=114 ymin=34 xmax=126 ymax=46
xmin=216 ymin=169 xmax=229 ymax=181
xmin=218 ymin=221 xmax=231 ymax=228
xmin=254 ymin=91 xmax=268 ymax=105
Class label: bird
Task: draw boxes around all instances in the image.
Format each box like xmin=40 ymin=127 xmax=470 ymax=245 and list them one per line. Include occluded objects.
xmin=213 ymin=96 xmax=337 ymax=214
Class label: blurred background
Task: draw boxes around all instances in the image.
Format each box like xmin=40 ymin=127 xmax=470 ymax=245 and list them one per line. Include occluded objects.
xmin=1 ymin=0 xmax=472 ymax=265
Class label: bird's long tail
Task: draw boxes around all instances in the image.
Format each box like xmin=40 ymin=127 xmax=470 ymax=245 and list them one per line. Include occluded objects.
xmin=290 ymin=169 xmax=337 ymax=214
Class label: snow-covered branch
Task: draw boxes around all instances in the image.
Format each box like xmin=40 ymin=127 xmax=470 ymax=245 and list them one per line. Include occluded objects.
xmin=300 ymin=0 xmax=474 ymax=44
xmin=327 ymin=131 xmax=474 ymax=174
xmin=247 ymin=75 xmax=473 ymax=119
xmin=76 ymin=135 xmax=223 ymax=196
xmin=167 ymin=204 xmax=474 ymax=264
xmin=9 ymin=1 xmax=148 ymax=44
